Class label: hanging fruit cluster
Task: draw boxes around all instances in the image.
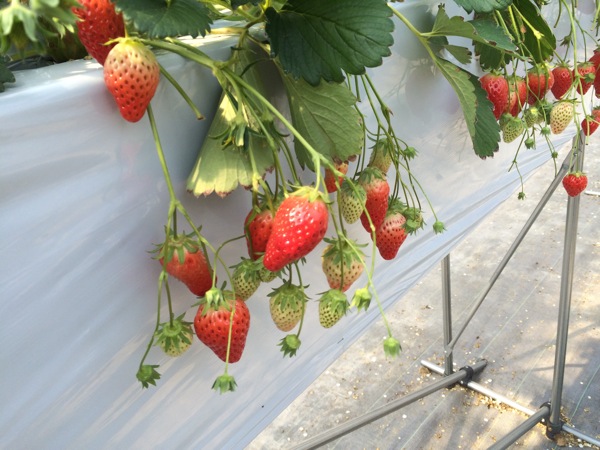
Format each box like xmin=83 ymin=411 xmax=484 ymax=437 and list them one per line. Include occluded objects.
xmin=14 ymin=0 xmax=593 ymax=392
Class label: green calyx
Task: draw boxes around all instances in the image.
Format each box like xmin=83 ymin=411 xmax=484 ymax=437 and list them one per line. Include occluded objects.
xmin=268 ymin=282 xmax=307 ymax=312
xmin=278 ymin=334 xmax=302 ymax=358
xmin=212 ymin=374 xmax=237 ymax=394
xmin=383 ymin=336 xmax=401 ymax=358
xmin=136 ymin=365 xmax=161 ymax=389
xmin=351 ymin=286 xmax=372 ymax=311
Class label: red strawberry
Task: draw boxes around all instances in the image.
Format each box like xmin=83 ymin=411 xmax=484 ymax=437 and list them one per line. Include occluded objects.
xmin=73 ymin=0 xmax=125 ymax=65
xmin=324 ymin=161 xmax=348 ymax=193
xmin=527 ymin=66 xmax=554 ymax=104
xmin=358 ymin=167 xmax=390 ymax=233
xmin=375 ymin=199 xmax=408 ymax=260
xmin=103 ymin=39 xmax=160 ymax=122
xmin=480 ymin=73 xmax=509 ymax=120
xmin=505 ymin=77 xmax=527 ymax=117
xmin=321 ymin=237 xmax=365 ymax=292
xmin=244 ymin=206 xmax=274 ymax=260
xmin=562 ymin=172 xmax=588 ymax=197
xmin=157 ymin=233 xmax=214 ymax=297
xmin=551 ymin=65 xmax=573 ymax=100
xmin=589 ymin=48 xmax=600 ymax=68
xmin=595 ymin=70 xmax=600 ymax=98
xmin=263 ymin=188 xmax=329 ymax=272
xmin=194 ymin=289 xmax=250 ymax=363
xmin=268 ymin=283 xmax=307 ymax=332
xmin=573 ymin=62 xmax=596 ymax=95
xmin=582 ymin=107 xmax=600 ymax=136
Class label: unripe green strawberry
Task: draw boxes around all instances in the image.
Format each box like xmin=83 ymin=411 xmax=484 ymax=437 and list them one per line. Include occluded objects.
xmin=550 ymin=101 xmax=574 ymax=134
xmin=501 ymin=116 xmax=526 ymax=143
xmin=268 ymin=283 xmax=307 ymax=332
xmin=368 ymin=138 xmax=393 ymax=174
xmin=231 ymin=258 xmax=262 ymax=300
xmin=321 ymin=237 xmax=365 ymax=292
xmin=154 ymin=315 xmax=194 ymax=357
xmin=257 ymin=256 xmax=279 ymax=283
xmin=524 ymin=107 xmax=540 ymax=128
xmin=339 ymin=182 xmax=366 ymax=224
xmin=103 ymin=39 xmax=160 ymax=122
xmin=318 ymin=289 xmax=349 ymax=328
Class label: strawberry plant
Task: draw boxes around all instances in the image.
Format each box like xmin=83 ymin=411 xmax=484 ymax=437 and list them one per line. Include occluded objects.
xmin=2 ymin=0 xmax=598 ymax=394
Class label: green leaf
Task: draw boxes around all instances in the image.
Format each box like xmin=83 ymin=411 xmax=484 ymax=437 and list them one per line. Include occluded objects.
xmin=187 ymin=48 xmax=276 ymax=197
xmin=230 ymin=0 xmax=260 ymax=9
xmin=443 ymin=44 xmax=472 ymax=64
xmin=265 ymin=0 xmax=394 ymax=85
xmin=281 ymin=73 xmax=363 ymax=170
xmin=115 ymin=0 xmax=212 ymax=39
xmin=428 ymin=7 xmax=516 ymax=52
xmin=469 ymin=18 xmax=517 ymax=51
xmin=0 ymin=59 xmax=15 ymax=93
xmin=434 ymin=58 xmax=500 ymax=158
xmin=454 ymin=0 xmax=512 ymax=14
xmin=511 ymin=0 xmax=555 ymax=64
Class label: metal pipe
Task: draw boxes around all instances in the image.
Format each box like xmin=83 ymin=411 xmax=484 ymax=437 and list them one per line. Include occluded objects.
xmin=420 ymin=360 xmax=535 ymax=416
xmin=445 ymin=151 xmax=572 ymax=353
xmin=423 ymin=361 xmax=600 ymax=447
xmin=488 ymin=404 xmax=551 ymax=450
xmin=549 ymin=132 xmax=585 ymax=429
xmin=441 ymin=255 xmax=453 ymax=376
xmin=290 ymin=361 xmax=488 ymax=450
xmin=562 ymin=424 xmax=600 ymax=447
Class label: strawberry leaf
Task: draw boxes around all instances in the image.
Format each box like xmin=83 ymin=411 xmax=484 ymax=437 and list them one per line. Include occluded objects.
xmin=434 ymin=58 xmax=500 ymax=158
xmin=281 ymin=74 xmax=363 ymax=170
xmin=0 ymin=59 xmax=15 ymax=93
xmin=265 ymin=0 xmax=393 ymax=86
xmin=427 ymin=7 xmax=516 ymax=53
xmin=187 ymin=48 xmax=275 ymax=197
xmin=454 ymin=0 xmax=512 ymax=14
xmin=115 ymin=0 xmax=212 ymax=39
xmin=230 ymin=0 xmax=260 ymax=8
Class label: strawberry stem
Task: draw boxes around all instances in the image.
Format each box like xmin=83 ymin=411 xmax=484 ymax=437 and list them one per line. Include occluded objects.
xmin=158 ymin=64 xmax=204 ymax=120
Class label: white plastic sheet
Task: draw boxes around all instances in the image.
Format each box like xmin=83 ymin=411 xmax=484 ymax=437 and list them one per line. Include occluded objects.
xmin=0 ymin=3 xmax=586 ymax=449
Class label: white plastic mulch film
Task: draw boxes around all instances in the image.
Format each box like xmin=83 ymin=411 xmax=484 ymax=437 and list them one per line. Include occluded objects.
xmin=0 ymin=3 xmax=591 ymax=449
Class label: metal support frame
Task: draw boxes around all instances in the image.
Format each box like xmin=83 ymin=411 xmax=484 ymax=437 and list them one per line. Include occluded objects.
xmin=292 ymin=132 xmax=598 ymax=449
xmin=290 ymin=361 xmax=488 ymax=450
